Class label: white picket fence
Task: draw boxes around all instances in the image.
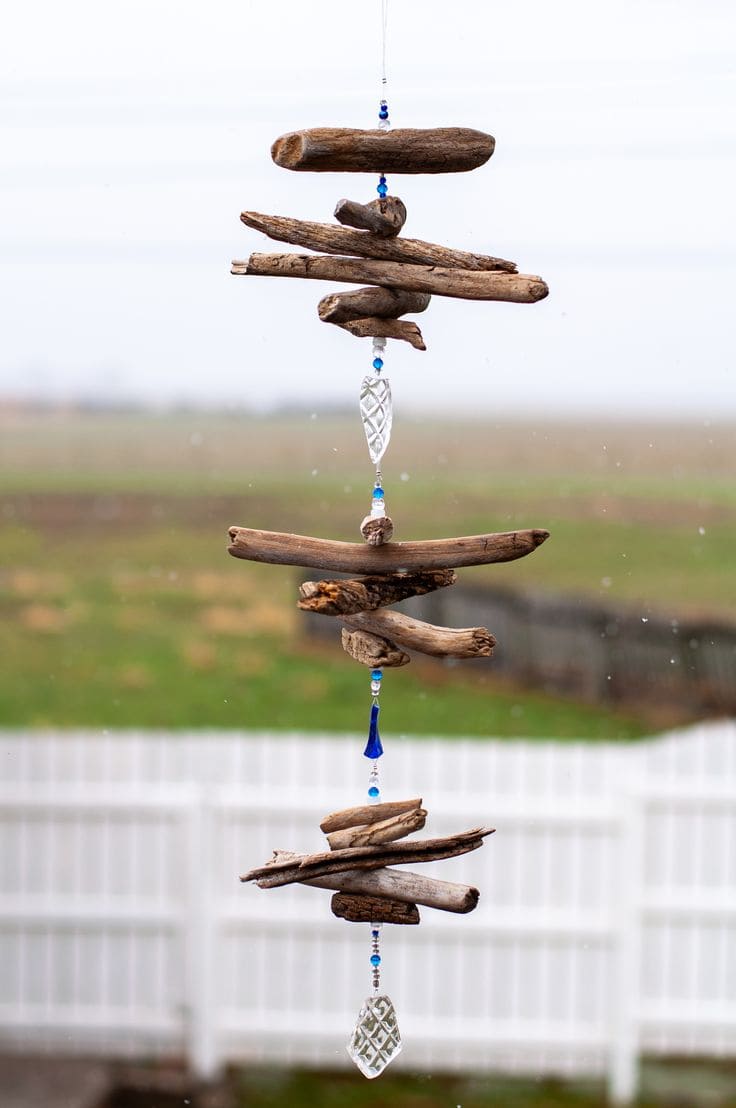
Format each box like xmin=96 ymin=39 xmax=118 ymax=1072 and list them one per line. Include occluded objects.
xmin=0 ymin=723 xmax=735 ymax=1103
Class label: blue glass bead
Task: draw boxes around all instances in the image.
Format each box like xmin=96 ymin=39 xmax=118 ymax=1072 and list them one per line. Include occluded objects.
xmin=370 ymin=954 xmax=381 ymax=967
xmin=372 ymin=487 xmax=384 ymax=499
xmin=364 ymin=703 xmax=384 ymax=759
xmin=371 ymin=929 xmax=380 ymax=938
xmin=379 ymin=110 xmax=389 ymax=119
xmin=379 ymin=175 xmax=387 ymax=184
xmin=377 ymin=183 xmax=388 ymax=197
xmin=372 ymin=357 xmax=384 ymax=371
xmin=368 ymin=785 xmax=380 ymax=798
xmin=371 ymin=668 xmax=383 ymax=680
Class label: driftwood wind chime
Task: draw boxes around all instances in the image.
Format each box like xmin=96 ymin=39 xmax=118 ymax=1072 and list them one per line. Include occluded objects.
xmin=229 ymin=76 xmax=549 ymax=1077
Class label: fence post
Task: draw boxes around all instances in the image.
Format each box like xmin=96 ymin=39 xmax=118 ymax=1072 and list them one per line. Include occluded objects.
xmin=185 ymin=789 xmax=219 ymax=1080
xmin=608 ymin=747 xmax=644 ymax=1105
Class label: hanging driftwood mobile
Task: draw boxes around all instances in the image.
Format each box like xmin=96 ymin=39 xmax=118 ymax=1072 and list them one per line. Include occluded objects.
xmin=230 ymin=86 xmax=548 ymax=1077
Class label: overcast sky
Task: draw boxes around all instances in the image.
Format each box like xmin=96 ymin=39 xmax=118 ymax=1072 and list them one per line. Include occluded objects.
xmin=1 ymin=0 xmax=734 ymax=416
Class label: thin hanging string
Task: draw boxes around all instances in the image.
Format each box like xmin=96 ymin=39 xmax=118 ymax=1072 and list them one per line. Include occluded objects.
xmin=381 ymin=0 xmax=389 ymax=88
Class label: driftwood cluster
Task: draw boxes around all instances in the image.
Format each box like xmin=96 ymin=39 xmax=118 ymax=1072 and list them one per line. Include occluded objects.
xmin=241 ymin=795 xmax=495 ymax=923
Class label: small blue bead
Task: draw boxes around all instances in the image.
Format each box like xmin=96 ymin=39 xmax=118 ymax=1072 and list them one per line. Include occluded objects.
xmin=371 ymin=668 xmax=383 ymax=680
xmin=368 ymin=786 xmax=380 ymax=798
xmin=371 ymin=929 xmax=380 ymax=938
xmin=370 ymin=954 xmax=381 ymax=967
xmin=379 ymin=110 xmax=389 ymax=119
xmin=379 ymin=175 xmax=387 ymax=184
xmin=372 ymin=357 xmax=384 ymax=370
xmin=372 ymin=487 xmax=384 ymax=498
xmin=377 ymin=184 xmax=388 ymax=197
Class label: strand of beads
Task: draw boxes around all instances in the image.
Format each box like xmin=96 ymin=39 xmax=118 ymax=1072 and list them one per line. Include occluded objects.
xmin=377 ymin=97 xmax=390 ymax=198
xmin=370 ymin=923 xmax=382 ymax=993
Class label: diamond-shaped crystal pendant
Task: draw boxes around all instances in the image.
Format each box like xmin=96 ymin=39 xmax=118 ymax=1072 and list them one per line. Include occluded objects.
xmin=359 ymin=375 xmax=393 ymax=464
xmin=346 ymin=993 xmax=402 ymax=1079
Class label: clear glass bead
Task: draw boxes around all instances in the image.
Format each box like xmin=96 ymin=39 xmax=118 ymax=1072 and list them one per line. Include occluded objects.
xmin=371 ymin=680 xmax=381 ymax=696
xmin=360 ymin=375 xmax=393 ymax=464
xmin=372 ymin=337 xmax=387 ymax=356
xmin=378 ymin=118 xmax=391 ymax=132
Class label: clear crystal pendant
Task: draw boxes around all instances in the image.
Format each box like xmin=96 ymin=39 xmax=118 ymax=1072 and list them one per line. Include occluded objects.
xmin=360 ymin=375 xmax=393 ymax=464
xmin=346 ymin=994 xmax=402 ymax=1078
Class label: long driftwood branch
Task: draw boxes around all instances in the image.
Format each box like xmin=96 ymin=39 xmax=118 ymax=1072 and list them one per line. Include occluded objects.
xmin=341 ymin=628 xmax=409 ymax=667
xmin=232 ymin=254 xmax=547 ymax=304
xmin=321 ymin=798 xmax=423 ymax=834
xmin=241 ymin=827 xmax=494 ymax=888
xmin=326 ymin=807 xmax=427 ymax=851
xmin=342 ymin=610 xmax=495 ymax=659
xmin=228 ymin=526 xmax=550 ymax=572
xmin=333 ymin=317 xmax=426 ymax=350
xmin=298 ymin=569 xmax=456 ymax=616
xmin=241 ymin=212 xmax=517 ymax=274
xmin=318 ymin=287 xmax=431 ymax=324
xmin=304 ymin=868 xmax=480 ymax=914
xmin=271 ymin=127 xmax=495 ymax=174
xmin=334 ymin=197 xmax=407 ymax=237
xmin=331 ymin=893 xmax=420 ymax=925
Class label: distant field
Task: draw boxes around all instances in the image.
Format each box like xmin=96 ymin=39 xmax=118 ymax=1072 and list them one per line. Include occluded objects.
xmin=0 ymin=408 xmax=732 ymax=736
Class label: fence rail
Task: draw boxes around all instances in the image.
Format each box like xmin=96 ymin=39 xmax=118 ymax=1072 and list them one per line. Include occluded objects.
xmin=1 ymin=724 xmax=735 ymax=1102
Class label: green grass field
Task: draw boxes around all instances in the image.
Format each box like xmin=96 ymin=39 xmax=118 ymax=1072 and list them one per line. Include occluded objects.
xmin=1 ymin=408 xmax=732 ymax=737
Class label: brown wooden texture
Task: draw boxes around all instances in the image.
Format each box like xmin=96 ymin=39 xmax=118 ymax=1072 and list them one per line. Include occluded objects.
xmin=318 ymin=286 xmax=431 ymax=324
xmin=331 ymin=893 xmax=420 ymax=924
xmin=305 ymin=868 xmax=480 ymax=914
xmin=270 ymin=127 xmax=495 ymax=174
xmin=232 ymin=253 xmax=547 ymax=303
xmin=298 ymin=569 xmax=456 ymax=616
xmin=342 ymin=610 xmax=495 ymax=659
xmin=341 ymin=627 xmax=409 ymax=667
xmin=334 ymin=197 xmax=407 ymax=237
xmin=228 ymin=525 xmax=550 ymax=572
xmin=240 ymin=211 xmax=517 ymax=273
xmin=241 ymin=827 xmax=494 ymax=888
xmin=326 ymin=807 xmax=427 ymax=850
xmin=334 ymin=317 xmax=426 ymax=349
xmin=360 ymin=514 xmax=394 ymax=545
xmin=321 ymin=798 xmax=423 ymax=834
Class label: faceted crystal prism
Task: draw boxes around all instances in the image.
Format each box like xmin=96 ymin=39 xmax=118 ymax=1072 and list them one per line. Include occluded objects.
xmin=360 ymin=375 xmax=393 ymax=464
xmin=347 ymin=994 xmax=402 ymax=1079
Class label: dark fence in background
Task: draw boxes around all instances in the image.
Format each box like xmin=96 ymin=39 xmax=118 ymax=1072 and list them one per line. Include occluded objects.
xmin=302 ymin=578 xmax=736 ymax=717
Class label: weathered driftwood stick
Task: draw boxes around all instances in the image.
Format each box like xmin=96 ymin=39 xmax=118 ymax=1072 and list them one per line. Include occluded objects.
xmin=270 ymin=127 xmax=495 ymax=174
xmin=342 ymin=628 xmax=409 ymax=668
xmin=343 ymin=610 xmax=495 ymax=659
xmin=305 ymin=868 xmax=480 ymax=914
xmin=240 ymin=212 xmax=517 ymax=273
xmin=242 ymin=828 xmax=494 ymax=888
xmin=318 ymin=287 xmax=431 ymax=324
xmin=232 ymin=254 xmax=547 ymax=304
xmin=321 ymin=798 xmax=423 ymax=834
xmin=326 ymin=807 xmax=427 ymax=851
xmin=331 ymin=893 xmax=420 ymax=925
xmin=299 ymin=569 xmax=456 ymax=616
xmin=334 ymin=317 xmax=426 ymax=350
xmin=228 ymin=526 xmax=550 ymax=572
xmin=334 ymin=197 xmax=407 ymax=237
xmin=360 ymin=515 xmax=394 ymax=546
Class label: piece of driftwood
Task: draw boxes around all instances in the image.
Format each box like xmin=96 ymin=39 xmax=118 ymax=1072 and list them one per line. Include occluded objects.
xmin=305 ymin=868 xmax=480 ymax=914
xmin=241 ymin=827 xmax=494 ymax=888
xmin=335 ymin=317 xmax=426 ymax=349
xmin=341 ymin=628 xmax=409 ymax=667
xmin=334 ymin=197 xmax=407 ymax=237
xmin=326 ymin=807 xmax=427 ymax=851
xmin=228 ymin=525 xmax=550 ymax=572
xmin=342 ymin=610 xmax=495 ymax=659
xmin=298 ymin=569 xmax=456 ymax=616
xmin=270 ymin=127 xmax=495 ymax=174
xmin=331 ymin=893 xmax=420 ymax=925
xmin=321 ymin=798 xmax=423 ymax=834
xmin=360 ymin=514 xmax=394 ymax=545
xmin=241 ymin=212 xmax=517 ymax=274
xmin=318 ymin=287 xmax=431 ymax=324
xmin=232 ymin=254 xmax=547 ymax=304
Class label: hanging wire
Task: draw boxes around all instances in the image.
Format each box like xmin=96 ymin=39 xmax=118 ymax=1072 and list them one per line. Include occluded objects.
xmin=381 ymin=0 xmax=389 ymax=88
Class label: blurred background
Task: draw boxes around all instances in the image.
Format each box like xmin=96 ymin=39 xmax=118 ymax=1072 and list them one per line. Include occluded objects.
xmin=1 ymin=1 xmax=735 ymax=1106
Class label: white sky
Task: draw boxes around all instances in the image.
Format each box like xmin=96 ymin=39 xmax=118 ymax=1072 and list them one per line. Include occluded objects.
xmin=1 ymin=0 xmax=734 ymax=416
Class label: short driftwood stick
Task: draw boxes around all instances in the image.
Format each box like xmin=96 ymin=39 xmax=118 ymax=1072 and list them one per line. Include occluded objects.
xmin=343 ymin=610 xmax=495 ymax=659
xmin=321 ymin=798 xmax=423 ymax=834
xmin=240 ymin=212 xmax=517 ymax=273
xmin=228 ymin=526 xmax=550 ymax=572
xmin=342 ymin=628 xmax=409 ymax=667
xmin=331 ymin=893 xmax=420 ymax=925
xmin=334 ymin=197 xmax=407 ymax=237
xmin=305 ymin=868 xmax=480 ymax=915
xmin=326 ymin=808 xmax=427 ymax=850
xmin=242 ymin=827 xmax=494 ymax=888
xmin=335 ymin=317 xmax=426 ymax=350
xmin=318 ymin=287 xmax=431 ymax=324
xmin=232 ymin=254 xmax=547 ymax=304
xmin=298 ymin=569 xmax=456 ymax=616
xmin=271 ymin=127 xmax=495 ymax=174
xmin=360 ymin=515 xmax=394 ymax=546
